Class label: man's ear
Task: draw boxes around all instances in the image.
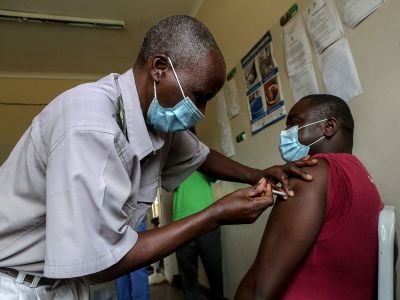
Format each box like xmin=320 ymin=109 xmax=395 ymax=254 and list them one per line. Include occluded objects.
xmin=150 ymin=55 xmax=169 ymax=82
xmin=324 ymin=118 xmax=338 ymax=138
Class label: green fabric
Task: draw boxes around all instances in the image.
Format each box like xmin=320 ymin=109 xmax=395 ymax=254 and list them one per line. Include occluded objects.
xmin=172 ymin=171 xmax=214 ymax=221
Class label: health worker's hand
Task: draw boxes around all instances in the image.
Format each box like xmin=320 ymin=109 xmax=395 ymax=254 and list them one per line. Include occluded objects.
xmin=263 ymin=156 xmax=318 ymax=198
xmin=210 ymin=178 xmax=274 ymax=225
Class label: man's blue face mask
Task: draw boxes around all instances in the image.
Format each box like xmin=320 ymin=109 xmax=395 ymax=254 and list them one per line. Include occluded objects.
xmin=146 ymin=57 xmax=204 ymax=132
xmin=279 ymin=119 xmax=327 ymax=162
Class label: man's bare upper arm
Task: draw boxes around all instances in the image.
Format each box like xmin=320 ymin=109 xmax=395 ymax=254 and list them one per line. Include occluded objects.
xmin=236 ymin=158 xmax=329 ymax=299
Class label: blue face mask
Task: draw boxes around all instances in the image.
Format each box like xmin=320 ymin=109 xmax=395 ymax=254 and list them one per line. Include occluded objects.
xmin=146 ymin=57 xmax=204 ymax=132
xmin=279 ymin=119 xmax=327 ymax=162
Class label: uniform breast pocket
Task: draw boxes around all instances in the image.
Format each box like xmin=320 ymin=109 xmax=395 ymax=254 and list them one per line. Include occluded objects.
xmin=138 ymin=176 xmax=160 ymax=205
xmin=114 ymin=132 xmax=137 ymax=176
xmin=126 ymin=177 xmax=160 ymax=229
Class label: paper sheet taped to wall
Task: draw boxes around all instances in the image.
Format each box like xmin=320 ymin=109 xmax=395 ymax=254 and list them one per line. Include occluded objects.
xmin=303 ymin=0 xmax=344 ymax=54
xmin=338 ymin=0 xmax=384 ymax=29
xmin=289 ymin=64 xmax=319 ymax=102
xmin=318 ymin=38 xmax=362 ymax=102
xmin=216 ymin=92 xmax=235 ymax=157
xmin=283 ymin=16 xmax=313 ymax=77
xmin=224 ymin=78 xmax=240 ymax=119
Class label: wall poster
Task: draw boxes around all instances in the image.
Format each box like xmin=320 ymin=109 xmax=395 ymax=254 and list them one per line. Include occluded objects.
xmin=241 ymin=31 xmax=286 ymax=134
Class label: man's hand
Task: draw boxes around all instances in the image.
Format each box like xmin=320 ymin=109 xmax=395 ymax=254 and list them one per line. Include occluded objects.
xmin=263 ymin=156 xmax=318 ymax=197
xmin=209 ymin=178 xmax=274 ymax=225
xmin=199 ymin=149 xmax=317 ymax=198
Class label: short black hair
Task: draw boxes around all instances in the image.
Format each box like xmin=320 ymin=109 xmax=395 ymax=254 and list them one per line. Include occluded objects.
xmin=302 ymin=94 xmax=354 ymax=135
xmin=136 ymin=15 xmax=223 ymax=69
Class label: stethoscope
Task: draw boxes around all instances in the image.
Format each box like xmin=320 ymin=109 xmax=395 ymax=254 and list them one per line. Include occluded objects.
xmin=113 ymin=75 xmax=129 ymax=142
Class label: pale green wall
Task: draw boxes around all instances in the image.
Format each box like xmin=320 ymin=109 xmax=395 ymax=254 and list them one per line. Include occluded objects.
xmin=196 ymin=0 xmax=400 ymax=298
xmin=0 ymin=77 xmax=92 ymax=163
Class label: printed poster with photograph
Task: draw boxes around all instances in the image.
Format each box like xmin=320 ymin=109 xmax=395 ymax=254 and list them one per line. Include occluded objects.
xmin=241 ymin=31 xmax=286 ymax=134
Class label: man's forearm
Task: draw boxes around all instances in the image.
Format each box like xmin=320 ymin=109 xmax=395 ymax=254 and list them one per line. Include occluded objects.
xmin=85 ymin=205 xmax=219 ymax=284
xmin=199 ymin=149 xmax=263 ymax=185
xmin=85 ymin=171 xmax=273 ymax=284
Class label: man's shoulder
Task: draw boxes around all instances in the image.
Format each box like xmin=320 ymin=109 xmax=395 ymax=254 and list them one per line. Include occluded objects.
xmin=59 ymin=74 xmax=116 ymax=106
xmin=312 ymin=152 xmax=357 ymax=162
xmin=291 ymin=152 xmax=366 ymax=192
xmin=288 ymin=156 xmax=329 ymax=199
xmin=292 ymin=157 xmax=329 ymax=182
xmin=34 ymin=74 xmax=121 ymax=147
xmin=43 ymin=75 xmax=117 ymax=122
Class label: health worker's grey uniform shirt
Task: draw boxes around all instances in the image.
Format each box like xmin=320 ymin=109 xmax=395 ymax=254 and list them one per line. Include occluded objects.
xmin=0 ymin=69 xmax=209 ymax=279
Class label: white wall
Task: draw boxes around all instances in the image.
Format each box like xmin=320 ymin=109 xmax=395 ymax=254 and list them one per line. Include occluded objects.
xmin=196 ymin=0 xmax=400 ymax=298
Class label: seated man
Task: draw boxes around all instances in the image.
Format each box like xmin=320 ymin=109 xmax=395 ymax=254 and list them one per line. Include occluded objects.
xmin=235 ymin=94 xmax=384 ymax=300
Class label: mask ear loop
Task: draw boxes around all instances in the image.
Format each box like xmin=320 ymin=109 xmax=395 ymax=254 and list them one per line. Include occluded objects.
xmin=167 ymin=57 xmax=186 ymax=98
xmin=153 ymin=81 xmax=157 ymax=98
xmin=304 ymin=119 xmax=329 ymax=147
xmin=298 ymin=118 xmax=328 ymax=130
xmin=308 ymin=135 xmax=325 ymax=147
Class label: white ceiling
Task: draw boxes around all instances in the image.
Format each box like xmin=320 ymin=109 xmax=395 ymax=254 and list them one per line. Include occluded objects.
xmin=0 ymin=0 xmax=203 ymax=78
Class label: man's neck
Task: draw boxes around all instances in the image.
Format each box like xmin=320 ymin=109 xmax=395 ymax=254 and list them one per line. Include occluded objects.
xmin=132 ymin=66 xmax=151 ymax=118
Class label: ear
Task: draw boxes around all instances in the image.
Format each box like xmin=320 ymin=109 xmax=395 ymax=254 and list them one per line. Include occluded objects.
xmin=323 ymin=118 xmax=338 ymax=138
xmin=150 ymin=55 xmax=169 ymax=82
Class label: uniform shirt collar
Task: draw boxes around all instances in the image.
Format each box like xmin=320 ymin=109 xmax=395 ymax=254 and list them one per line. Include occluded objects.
xmin=117 ymin=69 xmax=165 ymax=159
